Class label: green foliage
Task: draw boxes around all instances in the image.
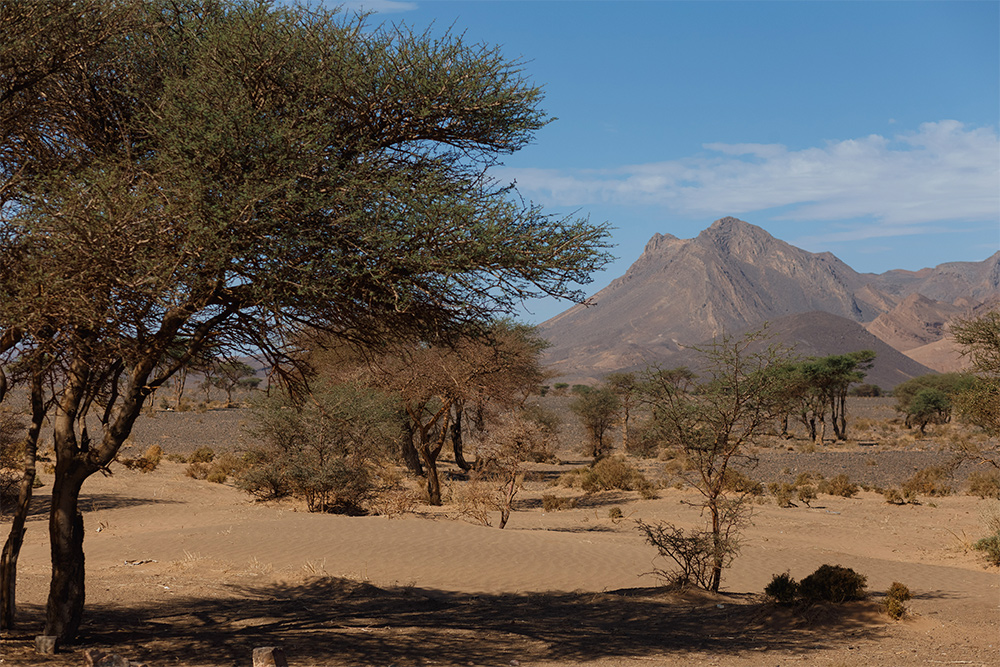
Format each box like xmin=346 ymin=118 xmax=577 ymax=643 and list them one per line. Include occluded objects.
xmin=570 ymin=386 xmax=620 ymax=460
xmin=849 ymin=383 xmax=883 ymax=397
xmin=972 ymin=535 xmax=1000 ymax=567
xmin=799 ymin=564 xmax=868 ymax=602
xmin=239 ymin=382 xmax=402 ymax=514
xmin=893 ymin=373 xmax=974 ymax=432
xmin=638 ymin=329 xmax=792 ymax=592
xmin=764 ymin=572 xmax=800 ymax=604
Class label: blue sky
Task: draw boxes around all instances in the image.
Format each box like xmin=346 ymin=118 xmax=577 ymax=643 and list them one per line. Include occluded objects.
xmin=338 ymin=0 xmax=1000 ymax=323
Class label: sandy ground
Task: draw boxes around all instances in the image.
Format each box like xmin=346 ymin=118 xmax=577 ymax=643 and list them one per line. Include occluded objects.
xmin=1 ymin=451 xmax=998 ymax=667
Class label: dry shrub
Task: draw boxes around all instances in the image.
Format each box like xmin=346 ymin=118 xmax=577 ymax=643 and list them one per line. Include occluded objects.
xmin=967 ymin=470 xmax=1000 ymax=499
xmin=722 ymin=469 xmax=764 ymax=496
xmin=185 ymin=462 xmax=211 ymax=480
xmin=883 ymin=581 xmax=911 ymax=620
xmin=819 ymin=474 xmax=858 ymax=498
xmin=764 ymin=571 xmax=799 ymax=604
xmin=637 ymin=520 xmax=731 ymax=590
xmin=902 ymin=466 xmax=953 ymax=498
xmin=799 ymin=564 xmax=867 ymax=602
xmin=188 ymin=446 xmax=215 ymax=463
xmin=973 ymin=502 xmax=1000 ymax=567
xmin=541 ymin=494 xmax=577 ymax=511
xmin=768 ymin=482 xmax=796 ymax=508
xmin=119 ymin=444 xmax=163 ymax=473
xmin=575 ymin=457 xmax=656 ymax=498
xmin=797 ymin=485 xmax=817 ymax=506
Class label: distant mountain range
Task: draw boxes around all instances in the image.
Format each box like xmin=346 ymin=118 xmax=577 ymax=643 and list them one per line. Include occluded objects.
xmin=539 ymin=217 xmax=1000 ymax=388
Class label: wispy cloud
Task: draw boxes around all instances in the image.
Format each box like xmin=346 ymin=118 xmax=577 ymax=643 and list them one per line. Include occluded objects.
xmin=337 ymin=0 xmax=418 ymax=14
xmin=500 ymin=121 xmax=999 ymax=234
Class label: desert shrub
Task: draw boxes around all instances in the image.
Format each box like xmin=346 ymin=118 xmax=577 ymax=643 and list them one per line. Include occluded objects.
xmin=541 ymin=494 xmax=578 ymax=511
xmin=722 ymin=469 xmax=764 ymax=496
xmin=795 ymin=471 xmax=824 ymax=487
xmin=886 ymin=581 xmax=911 ymax=601
xmin=608 ymin=506 xmax=623 ymax=520
xmin=637 ymin=520 xmax=725 ymax=589
xmin=239 ymin=382 xmax=401 ymax=514
xmin=797 ymin=485 xmax=817 ymax=507
xmin=764 ymin=571 xmax=799 ymax=604
xmin=206 ymin=469 xmax=228 ymax=484
xmin=768 ymin=482 xmax=796 ymax=508
xmin=883 ymin=487 xmax=905 ymax=505
xmin=577 ymin=457 xmax=655 ymax=497
xmin=882 ymin=580 xmax=913 ymax=620
xmin=820 ymin=474 xmax=858 ymax=498
xmin=189 ymin=446 xmax=215 ymax=463
xmin=967 ymin=470 xmax=1000 ymax=499
xmin=119 ymin=444 xmax=163 ymax=473
xmin=902 ymin=466 xmax=953 ymax=497
xmin=165 ymin=452 xmax=187 ymax=463
xmin=799 ymin=564 xmax=867 ymax=602
xmin=972 ymin=534 xmax=1000 ymax=566
xmin=185 ymin=462 xmax=210 ymax=480
xmin=973 ymin=502 xmax=1000 ymax=566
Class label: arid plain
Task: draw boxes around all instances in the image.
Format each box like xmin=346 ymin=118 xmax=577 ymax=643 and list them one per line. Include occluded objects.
xmin=2 ymin=399 xmax=998 ymax=667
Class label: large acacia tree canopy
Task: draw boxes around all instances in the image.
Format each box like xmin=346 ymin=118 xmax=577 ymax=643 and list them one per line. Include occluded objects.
xmin=0 ymin=0 xmax=612 ymax=361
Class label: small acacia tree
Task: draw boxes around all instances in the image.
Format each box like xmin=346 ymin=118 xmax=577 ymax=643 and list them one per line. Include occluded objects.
xmin=570 ymin=386 xmax=621 ymax=461
xmin=241 ymin=382 xmax=401 ymax=514
xmin=367 ymin=321 xmax=548 ymax=505
xmin=0 ymin=0 xmax=610 ymax=642
xmin=639 ymin=329 xmax=792 ymax=592
xmin=952 ymin=310 xmax=1000 ymax=467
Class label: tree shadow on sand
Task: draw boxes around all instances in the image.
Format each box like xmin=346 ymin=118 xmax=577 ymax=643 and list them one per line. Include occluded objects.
xmin=6 ymin=577 xmax=887 ymax=666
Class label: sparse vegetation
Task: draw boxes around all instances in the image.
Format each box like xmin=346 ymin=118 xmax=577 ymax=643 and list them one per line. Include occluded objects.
xmin=902 ymin=466 xmax=953 ymax=498
xmin=883 ymin=581 xmax=912 ymax=620
xmin=799 ymin=564 xmax=867 ymax=602
xmin=820 ymin=474 xmax=858 ymax=498
xmin=968 ymin=470 xmax=1000 ymax=499
xmin=764 ymin=571 xmax=800 ymax=604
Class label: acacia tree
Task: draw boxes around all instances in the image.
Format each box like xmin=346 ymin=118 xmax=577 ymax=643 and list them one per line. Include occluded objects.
xmin=952 ymin=310 xmax=1000 ymax=466
xmin=639 ymin=330 xmax=792 ymax=592
xmin=0 ymin=0 xmax=610 ymax=642
xmin=369 ymin=322 xmax=547 ymax=505
xmin=570 ymin=386 xmax=621 ymax=461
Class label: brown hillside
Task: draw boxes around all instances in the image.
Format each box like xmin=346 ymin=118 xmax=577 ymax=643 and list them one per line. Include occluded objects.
xmin=540 ymin=217 xmax=998 ymax=383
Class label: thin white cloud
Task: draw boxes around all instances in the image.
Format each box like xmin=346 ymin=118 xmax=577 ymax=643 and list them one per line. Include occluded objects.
xmin=500 ymin=121 xmax=999 ymax=232
xmin=337 ymin=0 xmax=417 ymax=14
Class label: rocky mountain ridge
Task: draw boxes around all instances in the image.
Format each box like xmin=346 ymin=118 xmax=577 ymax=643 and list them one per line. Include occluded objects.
xmin=540 ymin=217 xmax=999 ymax=385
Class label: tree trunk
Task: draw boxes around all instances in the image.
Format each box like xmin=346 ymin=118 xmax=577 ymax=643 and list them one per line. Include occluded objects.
xmin=400 ymin=421 xmax=423 ymax=476
xmin=43 ymin=461 xmax=88 ymax=642
xmin=418 ymin=442 xmax=442 ymax=505
xmin=709 ymin=502 xmax=722 ymax=592
xmin=1 ymin=368 xmax=44 ymax=630
xmin=1 ymin=467 xmax=34 ymax=630
xmin=837 ymin=394 xmax=848 ymax=440
xmin=450 ymin=404 xmax=470 ymax=471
